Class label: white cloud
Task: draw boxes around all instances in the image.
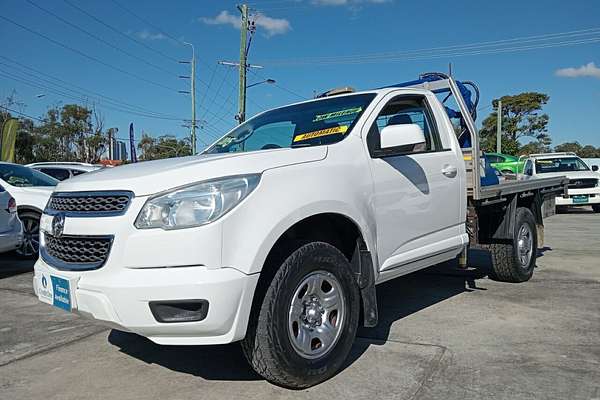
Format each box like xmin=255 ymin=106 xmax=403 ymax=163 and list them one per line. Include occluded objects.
xmin=135 ymin=29 xmax=166 ymax=41
xmin=199 ymin=11 xmax=291 ymax=37
xmin=555 ymin=62 xmax=600 ymax=79
xmin=199 ymin=10 xmax=240 ymax=29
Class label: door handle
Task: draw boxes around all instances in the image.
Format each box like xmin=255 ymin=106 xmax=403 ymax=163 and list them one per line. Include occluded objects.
xmin=442 ymin=164 xmax=458 ymax=178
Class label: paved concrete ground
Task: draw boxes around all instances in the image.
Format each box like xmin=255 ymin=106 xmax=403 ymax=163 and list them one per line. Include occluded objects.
xmin=0 ymin=209 xmax=598 ymax=399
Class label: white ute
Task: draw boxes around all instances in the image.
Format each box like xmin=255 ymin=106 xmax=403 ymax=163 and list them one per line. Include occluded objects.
xmin=521 ymin=152 xmax=600 ymax=212
xmin=34 ymin=74 xmax=567 ymax=388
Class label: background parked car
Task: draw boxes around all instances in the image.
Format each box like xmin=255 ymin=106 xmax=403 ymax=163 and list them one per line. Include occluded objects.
xmin=26 ymin=162 xmax=102 ymax=181
xmin=520 ymin=152 xmax=600 ymax=212
xmin=486 ymin=152 xmax=525 ymax=174
xmin=0 ymin=185 xmax=23 ymax=254
xmin=0 ymin=162 xmax=57 ymax=257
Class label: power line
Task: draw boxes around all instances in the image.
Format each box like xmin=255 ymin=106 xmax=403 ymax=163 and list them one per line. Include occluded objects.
xmin=258 ymin=27 xmax=600 ymax=66
xmin=25 ymin=0 xmax=179 ymax=78
xmin=108 ymin=0 xmax=185 ymax=46
xmin=0 ymin=56 xmax=184 ymax=119
xmin=248 ymin=68 xmax=307 ymax=100
xmin=0 ymin=15 xmax=180 ymax=94
xmin=0 ymin=104 xmax=136 ymax=142
xmin=0 ymin=70 xmax=185 ymax=121
xmin=62 ymin=0 xmax=180 ymax=64
xmin=0 ymin=105 xmax=44 ymax=122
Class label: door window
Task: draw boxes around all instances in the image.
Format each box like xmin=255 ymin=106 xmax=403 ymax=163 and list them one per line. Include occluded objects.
xmin=524 ymin=161 xmax=533 ymax=176
xmin=39 ymin=168 xmax=71 ymax=181
xmin=367 ymin=95 xmax=442 ymax=156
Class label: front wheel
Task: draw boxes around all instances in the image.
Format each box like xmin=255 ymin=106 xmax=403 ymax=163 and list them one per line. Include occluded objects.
xmin=592 ymin=205 xmax=600 ymax=213
xmin=16 ymin=211 xmax=41 ymax=259
xmin=242 ymin=242 xmax=360 ymax=389
xmin=487 ymin=207 xmax=537 ymax=283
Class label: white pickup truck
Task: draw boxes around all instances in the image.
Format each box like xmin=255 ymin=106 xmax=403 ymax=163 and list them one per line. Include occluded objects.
xmin=520 ymin=152 xmax=600 ymax=212
xmin=33 ymin=74 xmax=567 ymax=388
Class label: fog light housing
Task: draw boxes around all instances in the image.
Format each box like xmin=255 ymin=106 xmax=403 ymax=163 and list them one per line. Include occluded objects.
xmin=149 ymin=300 xmax=209 ymax=323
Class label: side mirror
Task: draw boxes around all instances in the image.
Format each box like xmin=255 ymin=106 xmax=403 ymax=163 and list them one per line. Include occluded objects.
xmin=592 ymin=165 xmax=598 ymax=172
xmin=379 ymin=124 xmax=426 ymax=151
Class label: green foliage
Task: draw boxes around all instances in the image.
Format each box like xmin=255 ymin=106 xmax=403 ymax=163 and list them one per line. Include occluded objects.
xmin=137 ymin=134 xmax=191 ymax=160
xmin=4 ymin=101 xmax=109 ymax=164
xmin=554 ymin=141 xmax=600 ymax=157
xmin=479 ymin=92 xmax=550 ymax=155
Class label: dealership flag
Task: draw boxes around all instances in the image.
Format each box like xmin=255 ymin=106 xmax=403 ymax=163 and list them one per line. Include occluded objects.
xmin=129 ymin=123 xmax=137 ymax=163
xmin=0 ymin=118 xmax=19 ymax=162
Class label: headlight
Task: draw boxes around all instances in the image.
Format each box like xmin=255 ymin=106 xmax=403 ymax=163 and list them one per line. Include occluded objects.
xmin=135 ymin=174 xmax=260 ymax=230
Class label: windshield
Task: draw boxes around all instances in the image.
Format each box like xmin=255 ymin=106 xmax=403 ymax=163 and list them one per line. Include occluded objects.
xmin=204 ymin=93 xmax=376 ymax=155
xmin=0 ymin=163 xmax=59 ymax=187
xmin=535 ymin=157 xmax=589 ymax=173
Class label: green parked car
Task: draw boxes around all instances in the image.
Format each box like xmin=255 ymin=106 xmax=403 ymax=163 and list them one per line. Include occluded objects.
xmin=486 ymin=152 xmax=525 ymax=174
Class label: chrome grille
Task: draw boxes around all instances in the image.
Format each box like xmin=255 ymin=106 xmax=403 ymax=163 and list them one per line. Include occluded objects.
xmin=42 ymin=233 xmax=113 ymax=270
xmin=568 ymin=178 xmax=598 ymax=189
xmin=47 ymin=191 xmax=132 ymax=216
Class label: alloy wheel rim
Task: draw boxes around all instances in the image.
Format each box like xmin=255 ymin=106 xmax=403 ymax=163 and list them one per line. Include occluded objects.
xmin=17 ymin=217 xmax=39 ymax=256
xmin=517 ymin=224 xmax=533 ymax=268
xmin=288 ymin=270 xmax=345 ymax=360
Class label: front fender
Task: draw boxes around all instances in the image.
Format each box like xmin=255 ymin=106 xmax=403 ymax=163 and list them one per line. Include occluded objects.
xmin=220 ymin=163 xmax=376 ymax=275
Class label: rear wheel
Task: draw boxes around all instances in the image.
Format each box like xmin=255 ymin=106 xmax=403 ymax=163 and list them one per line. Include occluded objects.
xmin=592 ymin=205 xmax=600 ymax=213
xmin=242 ymin=242 xmax=360 ymax=389
xmin=487 ymin=207 xmax=537 ymax=283
xmin=16 ymin=211 xmax=41 ymax=259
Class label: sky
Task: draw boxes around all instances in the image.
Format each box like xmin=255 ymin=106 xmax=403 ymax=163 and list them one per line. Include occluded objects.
xmin=1 ymin=0 xmax=599 ymax=154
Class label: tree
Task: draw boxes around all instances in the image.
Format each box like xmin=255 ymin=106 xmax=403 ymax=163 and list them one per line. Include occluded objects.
xmin=579 ymin=145 xmax=599 ymax=158
xmin=9 ymin=102 xmax=108 ymax=164
xmin=554 ymin=141 xmax=582 ymax=154
xmin=480 ymin=92 xmax=550 ymax=155
xmin=137 ymin=134 xmax=191 ymax=160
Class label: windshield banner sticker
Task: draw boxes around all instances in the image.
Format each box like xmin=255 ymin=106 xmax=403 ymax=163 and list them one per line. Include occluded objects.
xmin=293 ymin=125 xmax=349 ymax=142
xmin=313 ymin=107 xmax=362 ymax=122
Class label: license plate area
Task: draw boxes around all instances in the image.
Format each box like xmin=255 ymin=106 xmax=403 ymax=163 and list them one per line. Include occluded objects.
xmin=572 ymin=195 xmax=589 ymax=204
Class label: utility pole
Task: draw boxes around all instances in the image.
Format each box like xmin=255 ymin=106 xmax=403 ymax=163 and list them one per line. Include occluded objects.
xmin=179 ymin=42 xmax=197 ymax=155
xmin=237 ymin=3 xmax=249 ymax=124
xmin=496 ymin=100 xmax=502 ymax=153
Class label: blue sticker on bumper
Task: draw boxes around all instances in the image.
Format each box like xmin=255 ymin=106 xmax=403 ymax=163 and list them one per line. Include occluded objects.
xmin=51 ymin=276 xmax=71 ymax=311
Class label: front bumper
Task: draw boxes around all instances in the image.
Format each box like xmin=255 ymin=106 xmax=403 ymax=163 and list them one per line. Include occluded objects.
xmin=0 ymin=218 xmax=23 ymax=253
xmin=33 ymin=257 xmax=259 ymax=345
xmin=556 ymin=187 xmax=600 ymax=206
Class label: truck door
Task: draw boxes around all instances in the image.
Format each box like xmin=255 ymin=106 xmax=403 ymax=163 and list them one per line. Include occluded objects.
xmin=365 ymin=94 xmax=463 ymax=272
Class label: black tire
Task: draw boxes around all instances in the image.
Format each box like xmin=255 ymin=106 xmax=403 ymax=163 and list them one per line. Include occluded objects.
xmin=487 ymin=207 xmax=537 ymax=283
xmin=592 ymin=205 xmax=600 ymax=213
xmin=241 ymin=242 xmax=360 ymax=389
xmin=555 ymin=205 xmax=567 ymax=214
xmin=16 ymin=211 xmax=41 ymax=259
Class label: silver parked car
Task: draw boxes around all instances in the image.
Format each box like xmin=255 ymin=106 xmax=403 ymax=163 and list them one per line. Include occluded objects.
xmin=0 ymin=185 xmax=23 ymax=254
xmin=26 ymin=162 xmax=102 ymax=181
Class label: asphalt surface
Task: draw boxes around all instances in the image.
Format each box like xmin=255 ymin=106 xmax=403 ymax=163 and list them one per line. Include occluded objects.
xmin=0 ymin=208 xmax=599 ymax=399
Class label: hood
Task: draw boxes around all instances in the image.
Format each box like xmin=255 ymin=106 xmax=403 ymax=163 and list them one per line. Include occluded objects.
xmin=56 ymin=147 xmax=328 ymax=196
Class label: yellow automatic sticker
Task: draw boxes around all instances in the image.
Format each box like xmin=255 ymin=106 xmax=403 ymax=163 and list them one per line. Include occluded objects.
xmin=313 ymin=107 xmax=362 ymax=122
xmin=293 ymin=125 xmax=348 ymax=142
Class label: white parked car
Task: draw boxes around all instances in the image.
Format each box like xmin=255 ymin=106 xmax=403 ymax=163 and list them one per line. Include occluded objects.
xmin=32 ymin=77 xmax=567 ymax=388
xmin=521 ymin=153 xmax=600 ymax=212
xmin=0 ymin=162 xmax=57 ymax=257
xmin=26 ymin=162 xmax=102 ymax=181
xmin=0 ymin=185 xmax=23 ymax=254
